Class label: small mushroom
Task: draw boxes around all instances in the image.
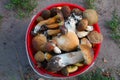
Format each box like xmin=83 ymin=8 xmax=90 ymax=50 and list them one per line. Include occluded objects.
xmin=34 ymin=51 xmax=45 ymax=62
xmin=45 ymin=52 xmax=53 ymax=61
xmin=61 ymin=6 xmax=71 ymax=19
xmin=33 ymin=13 xmax=63 ymax=34
xmin=41 ymin=10 xmax=51 ymax=19
xmin=54 ymin=31 xmax=79 ymax=51
xmin=61 ymin=65 xmax=78 ymax=76
xmin=83 ymin=9 xmax=98 ymax=25
xmin=50 ymin=7 xmax=61 ymax=17
xmin=76 ymin=19 xmax=88 ymax=31
xmin=46 ymin=45 xmax=93 ymax=72
xmin=87 ymin=31 xmax=103 ymax=44
xmin=77 ymin=31 xmax=89 ymax=38
xmin=32 ymin=34 xmax=47 ymax=51
xmin=71 ymin=8 xmax=82 ymax=15
xmin=81 ymin=38 xmax=92 ymax=48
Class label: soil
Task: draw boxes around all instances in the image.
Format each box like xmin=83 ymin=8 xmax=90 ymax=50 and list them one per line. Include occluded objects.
xmin=0 ymin=0 xmax=120 ymax=80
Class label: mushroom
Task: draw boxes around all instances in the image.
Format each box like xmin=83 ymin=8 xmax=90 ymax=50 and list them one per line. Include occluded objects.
xmin=46 ymin=45 xmax=93 ymax=72
xmin=61 ymin=6 xmax=71 ymax=19
xmin=76 ymin=19 xmax=88 ymax=31
xmin=61 ymin=65 xmax=78 ymax=76
xmin=34 ymin=51 xmax=45 ymax=62
xmin=33 ymin=13 xmax=63 ymax=34
xmin=32 ymin=34 xmax=47 ymax=51
xmin=77 ymin=31 xmax=89 ymax=38
xmin=41 ymin=9 xmax=51 ymax=19
xmin=81 ymin=38 xmax=92 ymax=48
xmin=83 ymin=9 xmax=98 ymax=25
xmin=87 ymin=31 xmax=103 ymax=44
xmin=50 ymin=7 xmax=61 ymax=17
xmin=71 ymin=8 xmax=82 ymax=15
xmin=45 ymin=52 xmax=53 ymax=61
xmin=45 ymin=41 xmax=61 ymax=54
xmin=54 ymin=31 xmax=79 ymax=52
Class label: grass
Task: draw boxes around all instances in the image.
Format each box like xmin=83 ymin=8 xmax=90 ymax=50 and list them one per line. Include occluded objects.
xmin=106 ymin=10 xmax=120 ymax=43
xmin=85 ymin=0 xmax=96 ymax=9
xmin=5 ymin=0 xmax=37 ymax=18
xmin=77 ymin=68 xmax=115 ymax=80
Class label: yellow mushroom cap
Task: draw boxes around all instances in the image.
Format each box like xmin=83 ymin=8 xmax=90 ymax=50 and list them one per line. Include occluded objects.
xmin=34 ymin=51 xmax=45 ymax=62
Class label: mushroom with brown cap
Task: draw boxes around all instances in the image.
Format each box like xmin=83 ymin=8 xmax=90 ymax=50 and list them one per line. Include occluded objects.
xmin=83 ymin=9 xmax=98 ymax=25
xmin=54 ymin=31 xmax=79 ymax=52
xmin=71 ymin=8 xmax=82 ymax=15
xmin=61 ymin=6 xmax=71 ymax=19
xmin=34 ymin=51 xmax=45 ymax=62
xmin=32 ymin=34 xmax=47 ymax=52
xmin=41 ymin=10 xmax=51 ymax=19
xmin=50 ymin=7 xmax=61 ymax=17
xmin=76 ymin=19 xmax=88 ymax=31
xmin=87 ymin=31 xmax=103 ymax=44
xmin=46 ymin=44 xmax=94 ymax=72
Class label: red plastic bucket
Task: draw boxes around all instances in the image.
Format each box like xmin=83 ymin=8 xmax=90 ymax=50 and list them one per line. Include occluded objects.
xmin=25 ymin=2 xmax=101 ymax=79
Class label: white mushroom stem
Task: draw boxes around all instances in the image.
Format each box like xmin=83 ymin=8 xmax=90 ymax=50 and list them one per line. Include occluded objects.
xmin=52 ymin=43 xmax=61 ymax=54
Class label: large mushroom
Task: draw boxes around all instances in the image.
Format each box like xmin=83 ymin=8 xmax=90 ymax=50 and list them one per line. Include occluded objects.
xmin=46 ymin=45 xmax=94 ymax=72
xmin=53 ymin=31 xmax=79 ymax=52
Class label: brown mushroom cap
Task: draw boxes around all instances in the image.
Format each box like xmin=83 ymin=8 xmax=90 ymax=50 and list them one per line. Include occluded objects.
xmin=41 ymin=10 xmax=51 ymax=19
xmin=61 ymin=6 xmax=71 ymax=19
xmin=87 ymin=31 xmax=103 ymax=44
xmin=54 ymin=31 xmax=79 ymax=51
xmin=71 ymin=8 xmax=82 ymax=15
xmin=80 ymin=45 xmax=94 ymax=65
xmin=34 ymin=51 xmax=45 ymax=62
xmin=36 ymin=16 xmax=44 ymax=22
xmin=83 ymin=9 xmax=98 ymax=25
xmin=76 ymin=19 xmax=88 ymax=31
xmin=50 ymin=7 xmax=61 ymax=17
xmin=32 ymin=34 xmax=47 ymax=51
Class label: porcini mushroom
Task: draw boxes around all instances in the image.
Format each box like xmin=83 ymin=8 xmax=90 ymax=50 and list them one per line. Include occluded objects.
xmin=87 ymin=31 xmax=103 ymax=44
xmin=83 ymin=9 xmax=98 ymax=25
xmin=41 ymin=10 xmax=51 ymax=19
xmin=54 ymin=31 xmax=79 ymax=51
xmin=61 ymin=6 xmax=71 ymax=19
xmin=34 ymin=51 xmax=45 ymax=62
xmin=32 ymin=34 xmax=47 ymax=51
xmin=46 ymin=45 xmax=93 ymax=72
xmin=81 ymin=38 xmax=92 ymax=48
xmin=50 ymin=7 xmax=61 ymax=17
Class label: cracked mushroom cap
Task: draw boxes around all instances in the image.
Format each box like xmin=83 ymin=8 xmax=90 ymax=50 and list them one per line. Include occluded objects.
xmin=87 ymin=31 xmax=103 ymax=44
xmin=54 ymin=31 xmax=79 ymax=51
xmin=80 ymin=45 xmax=94 ymax=65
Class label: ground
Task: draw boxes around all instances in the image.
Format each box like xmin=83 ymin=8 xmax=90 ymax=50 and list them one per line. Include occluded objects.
xmin=0 ymin=0 xmax=120 ymax=80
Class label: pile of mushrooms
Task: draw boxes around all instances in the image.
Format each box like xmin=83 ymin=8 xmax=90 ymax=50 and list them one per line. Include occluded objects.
xmin=31 ymin=6 xmax=103 ymax=76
